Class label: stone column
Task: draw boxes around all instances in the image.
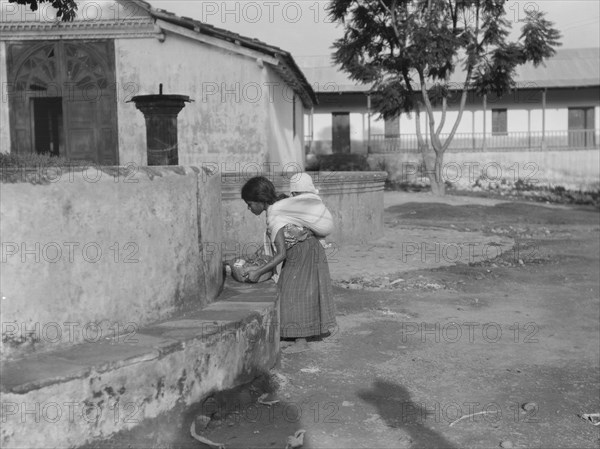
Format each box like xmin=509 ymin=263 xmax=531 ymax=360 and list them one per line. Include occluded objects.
xmin=130 ymin=90 xmax=191 ymax=166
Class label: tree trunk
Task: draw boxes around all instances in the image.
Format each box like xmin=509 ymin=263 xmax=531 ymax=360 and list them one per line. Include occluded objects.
xmin=415 ymin=98 xmax=447 ymax=196
xmin=421 ymin=145 xmax=446 ymax=195
xmin=429 ymin=166 xmax=446 ymax=195
xmin=433 ymin=150 xmax=446 ymax=195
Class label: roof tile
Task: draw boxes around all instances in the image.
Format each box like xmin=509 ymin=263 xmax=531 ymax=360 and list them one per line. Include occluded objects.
xmin=296 ymin=48 xmax=600 ymax=93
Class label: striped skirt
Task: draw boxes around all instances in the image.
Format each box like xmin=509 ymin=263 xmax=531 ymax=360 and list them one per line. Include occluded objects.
xmin=277 ymin=235 xmax=337 ymax=339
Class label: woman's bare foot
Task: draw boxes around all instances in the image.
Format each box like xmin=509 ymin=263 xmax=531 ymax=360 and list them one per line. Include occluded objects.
xmin=281 ymin=338 xmax=309 ymax=354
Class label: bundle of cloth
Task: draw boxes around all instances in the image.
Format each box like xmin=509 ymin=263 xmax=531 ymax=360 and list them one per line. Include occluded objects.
xmin=267 ymin=193 xmax=334 ymax=240
xmin=264 ymin=193 xmax=334 ymax=283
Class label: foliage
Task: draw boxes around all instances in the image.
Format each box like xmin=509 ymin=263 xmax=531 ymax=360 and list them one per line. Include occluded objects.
xmin=317 ymin=154 xmax=371 ymax=171
xmin=385 ymin=174 xmax=600 ymax=207
xmin=0 ymin=152 xmax=93 ymax=167
xmin=9 ymin=0 xmax=78 ymax=21
xmin=0 ymin=152 xmax=99 ymax=184
xmin=328 ymin=0 xmax=562 ymax=195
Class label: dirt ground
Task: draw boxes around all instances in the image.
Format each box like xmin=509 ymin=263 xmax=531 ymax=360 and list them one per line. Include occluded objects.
xmin=85 ymin=192 xmax=600 ymax=449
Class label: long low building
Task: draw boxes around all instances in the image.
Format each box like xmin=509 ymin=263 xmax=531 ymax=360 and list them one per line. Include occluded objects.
xmin=298 ymin=48 xmax=600 ymax=155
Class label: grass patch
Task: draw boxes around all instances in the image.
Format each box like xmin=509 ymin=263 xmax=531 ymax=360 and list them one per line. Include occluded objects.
xmin=385 ymin=176 xmax=600 ymax=207
xmin=0 ymin=152 xmax=100 ymax=184
xmin=0 ymin=152 xmax=96 ymax=167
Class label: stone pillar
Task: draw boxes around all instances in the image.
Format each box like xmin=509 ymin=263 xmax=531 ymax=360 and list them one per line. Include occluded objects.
xmin=130 ymin=90 xmax=191 ymax=166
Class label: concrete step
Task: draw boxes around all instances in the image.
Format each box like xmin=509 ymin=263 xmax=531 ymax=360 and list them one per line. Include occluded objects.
xmin=0 ymin=280 xmax=278 ymax=449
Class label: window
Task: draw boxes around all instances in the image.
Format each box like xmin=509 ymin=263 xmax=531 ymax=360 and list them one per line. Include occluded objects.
xmin=492 ymin=109 xmax=507 ymax=135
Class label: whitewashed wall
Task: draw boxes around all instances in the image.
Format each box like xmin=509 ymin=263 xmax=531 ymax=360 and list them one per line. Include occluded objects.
xmin=115 ymin=33 xmax=303 ymax=168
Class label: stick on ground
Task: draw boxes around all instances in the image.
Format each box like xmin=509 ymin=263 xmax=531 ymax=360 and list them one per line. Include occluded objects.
xmin=448 ymin=410 xmax=501 ymax=427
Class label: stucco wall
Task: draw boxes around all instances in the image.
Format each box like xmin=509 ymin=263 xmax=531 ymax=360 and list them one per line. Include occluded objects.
xmin=198 ymin=166 xmax=224 ymax=301
xmin=0 ymin=166 xmax=223 ymax=359
xmin=369 ymin=150 xmax=600 ymax=191
xmin=264 ymin=70 xmax=304 ymax=169
xmin=220 ymin=171 xmax=387 ymax=262
xmin=115 ymin=33 xmax=304 ymax=169
xmin=1 ymin=300 xmax=278 ymax=448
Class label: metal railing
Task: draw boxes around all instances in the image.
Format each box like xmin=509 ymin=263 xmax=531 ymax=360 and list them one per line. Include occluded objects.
xmin=366 ymin=129 xmax=599 ymax=153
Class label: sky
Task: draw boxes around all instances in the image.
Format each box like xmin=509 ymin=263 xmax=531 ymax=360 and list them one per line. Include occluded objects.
xmin=149 ymin=0 xmax=600 ymax=59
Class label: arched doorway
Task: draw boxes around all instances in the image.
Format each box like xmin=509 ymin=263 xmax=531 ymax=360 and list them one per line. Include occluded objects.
xmin=7 ymin=40 xmax=118 ymax=164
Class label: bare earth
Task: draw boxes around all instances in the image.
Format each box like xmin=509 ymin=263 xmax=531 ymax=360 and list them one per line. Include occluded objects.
xmin=86 ymin=192 xmax=600 ymax=449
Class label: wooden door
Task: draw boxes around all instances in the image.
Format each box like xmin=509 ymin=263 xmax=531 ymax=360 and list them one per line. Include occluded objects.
xmin=568 ymin=107 xmax=595 ymax=148
xmin=5 ymin=41 xmax=55 ymax=155
xmin=7 ymin=40 xmax=118 ymax=164
xmin=61 ymin=41 xmax=117 ymax=164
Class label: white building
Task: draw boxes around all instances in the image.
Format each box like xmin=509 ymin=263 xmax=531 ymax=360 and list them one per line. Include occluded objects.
xmin=299 ymin=48 xmax=600 ymax=154
xmin=0 ymin=0 xmax=316 ymax=168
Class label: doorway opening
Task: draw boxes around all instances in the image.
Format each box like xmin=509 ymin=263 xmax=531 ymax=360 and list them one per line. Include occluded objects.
xmin=332 ymin=112 xmax=351 ymax=153
xmin=568 ymin=107 xmax=595 ymax=148
xmin=33 ymin=97 xmax=63 ymax=156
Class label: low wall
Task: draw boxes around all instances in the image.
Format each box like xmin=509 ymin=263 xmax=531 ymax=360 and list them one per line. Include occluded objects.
xmin=1 ymin=294 xmax=278 ymax=449
xmin=221 ymin=171 xmax=387 ymax=261
xmin=369 ymin=149 xmax=600 ymax=191
xmin=0 ymin=166 xmax=223 ymax=360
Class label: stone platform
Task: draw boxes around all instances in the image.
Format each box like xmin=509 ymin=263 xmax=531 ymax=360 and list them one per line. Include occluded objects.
xmin=0 ymin=279 xmax=278 ymax=449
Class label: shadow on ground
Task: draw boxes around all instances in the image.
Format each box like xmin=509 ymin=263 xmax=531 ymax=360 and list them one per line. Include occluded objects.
xmin=357 ymin=379 xmax=456 ymax=449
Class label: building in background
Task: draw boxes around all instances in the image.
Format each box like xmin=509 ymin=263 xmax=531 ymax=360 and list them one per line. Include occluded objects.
xmin=298 ymin=48 xmax=599 ymax=155
xmin=0 ymin=0 xmax=316 ymax=168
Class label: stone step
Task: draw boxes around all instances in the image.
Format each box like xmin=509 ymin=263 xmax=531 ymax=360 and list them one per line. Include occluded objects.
xmin=0 ymin=280 xmax=278 ymax=449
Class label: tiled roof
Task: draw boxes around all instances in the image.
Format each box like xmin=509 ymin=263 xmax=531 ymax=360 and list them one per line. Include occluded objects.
xmin=296 ymin=47 xmax=600 ymax=93
xmin=515 ymin=47 xmax=599 ymax=88
xmin=296 ymin=55 xmax=372 ymax=93
xmin=132 ymin=0 xmax=317 ymax=107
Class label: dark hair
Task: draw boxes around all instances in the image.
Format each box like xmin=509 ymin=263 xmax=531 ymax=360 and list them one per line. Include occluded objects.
xmin=241 ymin=176 xmax=288 ymax=204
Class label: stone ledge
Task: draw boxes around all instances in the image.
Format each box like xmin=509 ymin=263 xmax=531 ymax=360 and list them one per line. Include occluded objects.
xmin=220 ymin=171 xmax=387 ymax=200
xmin=0 ymin=279 xmax=278 ymax=449
xmin=0 ymin=164 xmax=201 ymax=185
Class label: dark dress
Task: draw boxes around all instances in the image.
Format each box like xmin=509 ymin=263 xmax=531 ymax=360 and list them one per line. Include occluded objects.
xmin=277 ymin=234 xmax=337 ymax=338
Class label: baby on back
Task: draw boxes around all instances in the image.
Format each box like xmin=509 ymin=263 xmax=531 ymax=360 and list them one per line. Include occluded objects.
xmin=287 ymin=173 xmax=333 ymax=248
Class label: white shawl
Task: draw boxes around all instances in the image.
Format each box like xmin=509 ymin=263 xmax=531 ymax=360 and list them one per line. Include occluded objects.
xmin=266 ymin=194 xmax=334 ymax=240
xmin=263 ymin=194 xmax=334 ymax=282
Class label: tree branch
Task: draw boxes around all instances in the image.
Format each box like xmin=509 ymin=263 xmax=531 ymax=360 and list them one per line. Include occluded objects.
xmin=418 ymin=70 xmax=442 ymax=154
xmin=414 ymin=102 xmax=427 ymax=149
xmin=10 ymin=0 xmax=78 ymax=21
xmin=448 ymin=0 xmax=456 ymax=30
xmin=436 ymin=96 xmax=447 ymax=135
xmin=442 ymin=67 xmax=473 ymax=152
xmin=474 ymin=0 xmax=482 ymax=47
xmin=378 ymin=0 xmax=402 ymax=43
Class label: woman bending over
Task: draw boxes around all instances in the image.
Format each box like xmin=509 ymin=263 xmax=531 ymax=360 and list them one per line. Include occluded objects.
xmin=241 ymin=176 xmax=337 ymax=353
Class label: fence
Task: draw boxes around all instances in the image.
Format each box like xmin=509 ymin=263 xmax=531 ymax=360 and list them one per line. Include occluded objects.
xmin=367 ymin=129 xmax=599 ymax=153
